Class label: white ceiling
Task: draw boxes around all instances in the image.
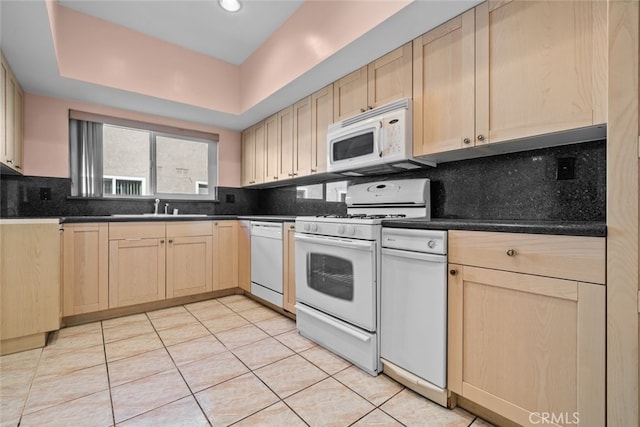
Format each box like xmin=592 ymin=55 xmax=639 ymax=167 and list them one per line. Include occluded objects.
xmin=0 ymin=0 xmax=481 ymax=131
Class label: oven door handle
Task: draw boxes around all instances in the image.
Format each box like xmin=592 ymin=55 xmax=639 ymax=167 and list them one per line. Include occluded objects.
xmin=295 ymin=304 xmax=372 ymax=343
xmin=294 ymin=233 xmax=375 ymax=252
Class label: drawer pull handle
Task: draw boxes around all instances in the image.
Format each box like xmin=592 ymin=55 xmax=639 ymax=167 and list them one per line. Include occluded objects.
xmin=168 ymin=239 xmax=174 ymax=244
xmin=477 ymin=134 xmax=486 ymax=141
xmin=160 ymin=239 xmax=165 ymax=244
xmin=506 ymin=249 xmax=517 ymax=257
xmin=463 ymin=138 xmax=471 ymax=145
xmin=449 ymin=269 xmax=458 ymax=276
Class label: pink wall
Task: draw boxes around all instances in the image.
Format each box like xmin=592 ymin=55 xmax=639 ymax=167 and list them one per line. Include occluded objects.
xmin=23 ymin=93 xmax=241 ymax=187
xmin=240 ymin=0 xmax=412 ymax=111
xmin=47 ymin=2 xmax=240 ymax=114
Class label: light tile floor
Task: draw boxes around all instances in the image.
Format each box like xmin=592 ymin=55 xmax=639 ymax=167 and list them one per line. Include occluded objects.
xmin=0 ymin=295 xmax=494 ymax=426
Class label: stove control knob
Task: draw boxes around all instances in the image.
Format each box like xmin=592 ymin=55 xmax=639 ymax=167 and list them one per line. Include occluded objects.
xmin=345 ymin=225 xmax=355 ymax=236
xmin=427 ymin=240 xmax=436 ymax=249
xmin=303 ymin=223 xmax=310 ymax=232
xmin=337 ymin=225 xmax=345 ymax=234
xmin=310 ymin=223 xmax=318 ymax=232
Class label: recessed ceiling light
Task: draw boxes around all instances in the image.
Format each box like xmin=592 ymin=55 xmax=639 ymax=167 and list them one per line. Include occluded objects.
xmin=219 ymin=0 xmax=242 ymax=13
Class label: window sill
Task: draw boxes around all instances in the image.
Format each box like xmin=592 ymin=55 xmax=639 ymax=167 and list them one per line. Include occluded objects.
xmin=66 ymin=196 xmax=220 ymax=203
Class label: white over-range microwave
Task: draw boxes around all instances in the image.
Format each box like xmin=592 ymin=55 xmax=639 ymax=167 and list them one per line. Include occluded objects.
xmin=326 ymin=98 xmax=434 ymax=176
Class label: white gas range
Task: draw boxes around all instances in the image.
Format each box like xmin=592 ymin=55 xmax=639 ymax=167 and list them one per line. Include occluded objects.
xmin=294 ymin=178 xmax=433 ymax=375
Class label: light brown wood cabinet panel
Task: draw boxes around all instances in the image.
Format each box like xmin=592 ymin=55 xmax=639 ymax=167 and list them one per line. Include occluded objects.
xmin=241 ymin=126 xmax=258 ymax=186
xmin=414 ymin=1 xmax=606 ymax=160
xmin=166 ymin=221 xmax=213 ymax=298
xmin=283 ymin=223 xmax=296 ymax=314
xmin=277 ymin=105 xmax=295 ymax=180
xmin=1 ymin=221 xmax=60 ymax=354
xmin=264 ymin=113 xmax=279 ymax=183
xmin=253 ymin=121 xmax=266 ymax=185
xmin=1 ymin=52 xmax=24 ymax=173
xmin=238 ymin=221 xmax=251 ymax=292
xmin=213 ymin=221 xmax=238 ymax=290
xmin=62 ymin=223 xmax=109 ymax=316
xmin=448 ymin=232 xmax=605 ymax=426
xmin=310 ymin=84 xmax=333 ymax=174
xmin=413 ymin=10 xmax=475 ymax=156
xmin=334 ymin=43 xmax=412 ymax=122
xmin=293 ymin=96 xmax=312 ymax=177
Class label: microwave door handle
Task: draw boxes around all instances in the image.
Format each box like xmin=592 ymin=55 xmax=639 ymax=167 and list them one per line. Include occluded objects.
xmin=376 ymin=121 xmax=384 ymax=157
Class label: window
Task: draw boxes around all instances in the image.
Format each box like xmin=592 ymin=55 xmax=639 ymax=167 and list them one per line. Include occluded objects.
xmin=69 ymin=112 xmax=218 ymax=199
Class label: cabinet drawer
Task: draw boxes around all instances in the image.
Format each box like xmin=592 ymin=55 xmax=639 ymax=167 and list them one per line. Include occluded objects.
xmin=448 ymin=231 xmax=605 ymax=284
xmin=166 ymin=221 xmax=213 ymax=237
xmin=109 ymin=222 xmax=165 ymax=240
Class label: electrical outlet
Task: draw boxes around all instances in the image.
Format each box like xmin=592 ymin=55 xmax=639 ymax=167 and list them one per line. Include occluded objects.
xmin=40 ymin=187 xmax=51 ymax=200
xmin=225 ymin=194 xmax=235 ymax=203
xmin=556 ymin=157 xmax=576 ymax=180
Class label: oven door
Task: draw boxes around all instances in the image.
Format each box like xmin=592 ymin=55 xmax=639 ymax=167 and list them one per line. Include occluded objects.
xmin=295 ymin=233 xmax=376 ymax=331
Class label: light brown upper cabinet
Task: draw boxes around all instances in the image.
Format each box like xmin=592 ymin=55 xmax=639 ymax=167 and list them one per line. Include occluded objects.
xmin=414 ymin=0 xmax=607 ymax=158
xmin=293 ymin=96 xmax=313 ymax=177
xmin=241 ymin=126 xmax=257 ymax=186
xmin=166 ymin=222 xmax=213 ymax=298
xmin=277 ymin=105 xmax=295 ymax=180
xmin=264 ymin=113 xmax=279 ymax=184
xmin=1 ymin=52 xmax=24 ymax=174
xmin=253 ymin=120 xmax=267 ymax=184
xmin=310 ymin=84 xmax=333 ymax=174
xmin=334 ymin=43 xmax=412 ymax=122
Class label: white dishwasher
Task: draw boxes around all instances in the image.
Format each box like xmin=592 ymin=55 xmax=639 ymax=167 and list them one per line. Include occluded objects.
xmin=380 ymin=227 xmax=448 ymax=403
xmin=251 ymin=221 xmax=284 ymax=307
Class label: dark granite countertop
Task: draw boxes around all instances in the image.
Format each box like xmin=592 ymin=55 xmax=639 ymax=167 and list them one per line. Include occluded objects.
xmin=237 ymin=216 xmax=298 ymax=222
xmin=60 ymin=215 xmax=238 ymax=224
xmin=381 ymin=218 xmax=607 ymax=237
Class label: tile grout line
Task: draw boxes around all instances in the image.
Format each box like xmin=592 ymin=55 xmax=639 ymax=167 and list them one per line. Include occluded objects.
xmin=16 ymin=346 xmax=44 ymax=426
xmin=101 ymin=320 xmax=117 ymax=427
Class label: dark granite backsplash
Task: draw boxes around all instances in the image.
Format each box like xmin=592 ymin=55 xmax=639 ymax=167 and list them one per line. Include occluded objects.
xmin=1 ymin=140 xmax=605 ymax=222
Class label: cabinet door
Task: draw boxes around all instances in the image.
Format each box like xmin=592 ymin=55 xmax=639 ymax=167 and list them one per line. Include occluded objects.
xmin=166 ymin=235 xmax=212 ymax=298
xmin=62 ymin=223 xmax=108 ymax=316
xmin=4 ymin=68 xmax=15 ymax=169
xmin=238 ymin=221 xmax=251 ymax=292
xmin=311 ymin=84 xmax=333 ymax=174
xmin=413 ymin=10 xmax=475 ymax=156
xmin=0 ymin=60 xmax=5 ymax=166
xmin=12 ymin=84 xmax=23 ymax=172
xmin=213 ymin=221 xmax=238 ymax=290
xmin=293 ymin=96 xmax=312 ymax=177
xmin=448 ymin=265 xmax=605 ymax=427
xmin=283 ymin=223 xmax=296 ymax=313
xmin=367 ymin=42 xmax=412 ymax=109
xmin=254 ymin=121 xmax=266 ymax=184
xmin=241 ymin=126 xmax=256 ymax=186
xmin=333 ymin=66 xmax=368 ymax=121
xmin=277 ymin=106 xmax=295 ymax=180
xmin=475 ymin=0 xmax=607 ymax=145
xmin=264 ymin=113 xmax=279 ymax=183
xmin=109 ymin=238 xmax=166 ymax=308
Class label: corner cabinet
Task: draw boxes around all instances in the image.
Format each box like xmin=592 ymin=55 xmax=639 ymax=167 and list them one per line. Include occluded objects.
xmin=1 ymin=52 xmax=24 ymax=174
xmin=283 ymin=222 xmax=296 ymax=314
xmin=334 ymin=43 xmax=412 ymax=122
xmin=108 ymin=222 xmax=166 ymax=308
xmin=448 ymin=231 xmax=605 ymax=427
xmin=1 ymin=220 xmax=60 ymax=355
xmin=414 ymin=0 xmax=607 ymax=160
xmin=166 ymin=222 xmax=213 ymax=298
xmin=62 ymin=223 xmax=109 ymax=316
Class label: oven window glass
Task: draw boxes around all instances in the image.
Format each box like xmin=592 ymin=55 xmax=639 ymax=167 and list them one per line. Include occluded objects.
xmin=333 ymin=132 xmax=374 ymax=161
xmin=306 ymin=253 xmax=354 ymax=301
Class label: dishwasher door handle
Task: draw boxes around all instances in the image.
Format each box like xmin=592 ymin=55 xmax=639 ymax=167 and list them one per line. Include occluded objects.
xmin=381 ymin=247 xmax=447 ymax=263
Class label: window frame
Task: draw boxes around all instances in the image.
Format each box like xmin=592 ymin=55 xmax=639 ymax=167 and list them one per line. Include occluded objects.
xmin=70 ymin=110 xmax=219 ymax=201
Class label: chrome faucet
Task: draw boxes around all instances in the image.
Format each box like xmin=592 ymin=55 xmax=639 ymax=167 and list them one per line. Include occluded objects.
xmin=164 ymin=203 xmax=169 ymax=215
xmin=154 ymin=198 xmax=160 ymax=215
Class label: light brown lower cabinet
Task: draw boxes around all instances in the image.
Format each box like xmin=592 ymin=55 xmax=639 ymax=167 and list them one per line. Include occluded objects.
xmin=283 ymin=222 xmax=296 ymax=313
xmin=448 ymin=231 xmax=605 ymax=427
xmin=213 ymin=221 xmax=238 ymax=291
xmin=166 ymin=222 xmax=213 ymax=298
xmin=108 ymin=222 xmax=166 ymax=308
xmin=1 ymin=220 xmax=60 ymax=355
xmin=238 ymin=221 xmax=251 ymax=292
xmin=62 ymin=223 xmax=108 ymax=316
